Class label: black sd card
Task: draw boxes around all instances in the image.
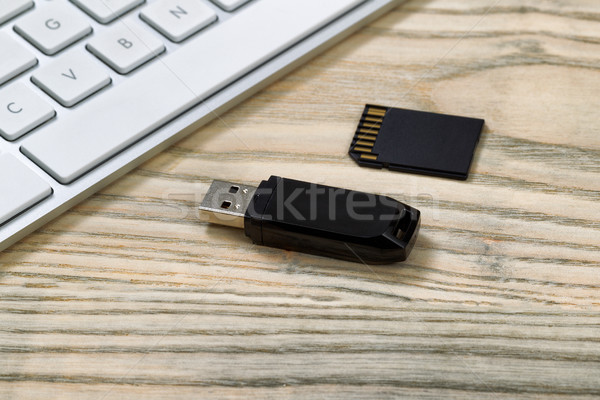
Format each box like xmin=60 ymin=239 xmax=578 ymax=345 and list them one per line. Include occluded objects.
xmin=349 ymin=105 xmax=484 ymax=180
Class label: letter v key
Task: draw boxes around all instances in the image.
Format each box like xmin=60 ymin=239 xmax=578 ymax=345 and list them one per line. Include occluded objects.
xmin=31 ymin=50 xmax=111 ymax=107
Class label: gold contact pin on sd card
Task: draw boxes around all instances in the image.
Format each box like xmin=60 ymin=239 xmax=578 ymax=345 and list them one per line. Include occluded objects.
xmin=349 ymin=104 xmax=485 ymax=180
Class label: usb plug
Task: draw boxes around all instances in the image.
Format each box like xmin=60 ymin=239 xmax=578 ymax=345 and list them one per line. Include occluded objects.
xmin=199 ymin=176 xmax=420 ymax=264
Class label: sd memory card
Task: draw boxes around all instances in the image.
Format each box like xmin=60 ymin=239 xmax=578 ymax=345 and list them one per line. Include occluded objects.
xmin=349 ymin=105 xmax=484 ymax=180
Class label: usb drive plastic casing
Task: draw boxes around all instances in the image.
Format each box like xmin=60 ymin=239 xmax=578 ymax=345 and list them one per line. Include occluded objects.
xmin=199 ymin=176 xmax=420 ymax=264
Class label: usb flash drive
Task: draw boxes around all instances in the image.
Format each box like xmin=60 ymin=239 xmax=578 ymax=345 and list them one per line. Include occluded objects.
xmin=198 ymin=176 xmax=420 ymax=264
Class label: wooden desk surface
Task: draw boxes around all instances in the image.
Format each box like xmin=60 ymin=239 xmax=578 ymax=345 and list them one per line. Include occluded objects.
xmin=2 ymin=0 xmax=600 ymax=398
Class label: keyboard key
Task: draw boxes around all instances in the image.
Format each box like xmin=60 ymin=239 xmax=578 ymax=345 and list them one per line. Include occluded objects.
xmin=140 ymin=0 xmax=217 ymax=43
xmin=70 ymin=0 xmax=145 ymax=24
xmin=31 ymin=51 xmax=111 ymax=107
xmin=14 ymin=3 xmax=92 ymax=55
xmin=210 ymin=0 xmax=252 ymax=12
xmin=0 ymin=32 xmax=37 ymax=86
xmin=0 ymin=83 xmax=55 ymax=141
xmin=21 ymin=0 xmax=364 ymax=184
xmin=0 ymin=154 xmax=52 ymax=226
xmin=0 ymin=0 xmax=33 ymax=25
xmin=87 ymin=21 xmax=164 ymax=74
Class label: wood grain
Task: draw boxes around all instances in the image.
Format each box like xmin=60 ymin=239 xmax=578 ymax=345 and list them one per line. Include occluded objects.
xmin=1 ymin=0 xmax=599 ymax=398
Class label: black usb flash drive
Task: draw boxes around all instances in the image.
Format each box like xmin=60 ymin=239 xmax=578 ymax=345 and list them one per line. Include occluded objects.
xmin=198 ymin=176 xmax=421 ymax=264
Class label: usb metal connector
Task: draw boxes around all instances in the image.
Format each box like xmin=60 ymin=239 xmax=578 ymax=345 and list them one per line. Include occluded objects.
xmin=199 ymin=180 xmax=257 ymax=229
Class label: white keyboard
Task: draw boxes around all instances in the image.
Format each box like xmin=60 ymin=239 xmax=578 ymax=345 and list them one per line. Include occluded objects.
xmin=0 ymin=0 xmax=399 ymax=251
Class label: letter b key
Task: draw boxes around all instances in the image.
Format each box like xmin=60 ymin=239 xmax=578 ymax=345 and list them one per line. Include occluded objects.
xmin=87 ymin=22 xmax=165 ymax=74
